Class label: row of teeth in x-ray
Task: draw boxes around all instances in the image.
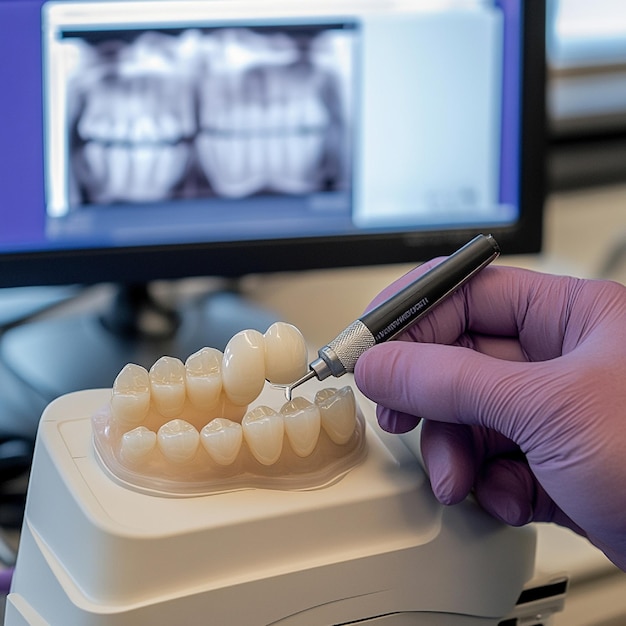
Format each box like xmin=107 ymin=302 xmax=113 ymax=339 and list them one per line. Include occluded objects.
xmin=104 ymin=323 xmax=358 ymax=470
xmin=64 ymin=27 xmax=351 ymax=205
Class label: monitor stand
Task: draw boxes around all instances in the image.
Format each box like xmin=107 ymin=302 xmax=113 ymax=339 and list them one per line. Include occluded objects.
xmin=0 ymin=281 xmax=280 ymax=437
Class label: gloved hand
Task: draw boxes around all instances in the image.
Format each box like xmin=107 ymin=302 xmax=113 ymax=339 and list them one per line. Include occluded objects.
xmin=353 ymin=262 xmax=626 ymax=571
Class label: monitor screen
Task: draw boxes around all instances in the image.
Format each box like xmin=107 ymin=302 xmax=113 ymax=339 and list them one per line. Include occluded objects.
xmin=0 ymin=0 xmax=545 ymax=288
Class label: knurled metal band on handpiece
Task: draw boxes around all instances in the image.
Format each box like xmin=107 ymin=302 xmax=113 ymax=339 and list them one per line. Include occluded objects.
xmin=309 ymin=320 xmax=376 ymax=379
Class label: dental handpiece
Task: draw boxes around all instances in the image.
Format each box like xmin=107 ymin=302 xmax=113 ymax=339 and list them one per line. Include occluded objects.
xmin=281 ymin=234 xmax=501 ymax=400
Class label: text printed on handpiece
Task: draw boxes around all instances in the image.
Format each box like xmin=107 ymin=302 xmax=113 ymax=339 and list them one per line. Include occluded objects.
xmin=374 ymin=297 xmax=429 ymax=341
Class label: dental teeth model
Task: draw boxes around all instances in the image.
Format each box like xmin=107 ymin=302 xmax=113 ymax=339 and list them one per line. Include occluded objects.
xmin=92 ymin=322 xmax=366 ymax=495
xmin=64 ymin=26 xmax=349 ymax=209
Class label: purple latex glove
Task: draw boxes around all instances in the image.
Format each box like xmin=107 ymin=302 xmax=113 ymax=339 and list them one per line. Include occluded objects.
xmin=353 ymin=262 xmax=626 ymax=570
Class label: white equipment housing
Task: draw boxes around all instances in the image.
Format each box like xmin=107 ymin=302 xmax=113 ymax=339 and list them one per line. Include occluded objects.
xmin=5 ymin=383 xmax=545 ymax=625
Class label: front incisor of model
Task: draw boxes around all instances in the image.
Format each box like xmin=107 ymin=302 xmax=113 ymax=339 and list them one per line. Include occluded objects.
xmin=315 ymin=387 xmax=357 ymax=445
xmin=222 ymin=329 xmax=266 ymax=406
xmin=242 ymin=406 xmax=285 ymax=466
xmin=185 ymin=347 xmax=223 ymax=410
xmin=200 ymin=418 xmax=243 ymax=466
xmin=149 ymin=356 xmax=186 ymax=418
xmin=264 ymin=322 xmax=308 ymax=384
xmin=111 ymin=363 xmax=151 ymax=429
xmin=281 ymin=397 xmax=321 ymax=457
xmin=120 ymin=426 xmax=157 ymax=463
xmin=157 ymin=419 xmax=200 ymax=463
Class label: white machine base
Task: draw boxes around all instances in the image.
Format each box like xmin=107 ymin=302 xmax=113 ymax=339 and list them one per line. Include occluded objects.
xmin=6 ymin=382 xmax=540 ymax=625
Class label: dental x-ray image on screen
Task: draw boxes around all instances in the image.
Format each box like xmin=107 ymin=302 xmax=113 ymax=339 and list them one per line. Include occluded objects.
xmin=49 ymin=23 xmax=353 ymax=216
xmin=0 ymin=0 xmax=544 ymax=284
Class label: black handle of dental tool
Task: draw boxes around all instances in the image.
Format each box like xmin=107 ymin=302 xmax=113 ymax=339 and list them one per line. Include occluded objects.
xmin=306 ymin=234 xmax=500 ymax=383
xmin=361 ymin=233 xmax=500 ymax=342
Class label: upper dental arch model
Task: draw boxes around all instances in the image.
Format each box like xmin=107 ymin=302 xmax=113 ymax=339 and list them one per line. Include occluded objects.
xmin=92 ymin=322 xmax=366 ymax=495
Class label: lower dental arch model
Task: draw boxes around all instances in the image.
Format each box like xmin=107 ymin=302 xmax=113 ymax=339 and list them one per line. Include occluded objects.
xmin=92 ymin=322 xmax=366 ymax=495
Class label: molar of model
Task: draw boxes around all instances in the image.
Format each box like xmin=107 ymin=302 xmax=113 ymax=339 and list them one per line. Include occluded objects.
xmin=149 ymin=356 xmax=187 ymax=418
xmin=315 ymin=386 xmax=357 ymax=445
xmin=242 ymin=406 xmax=284 ymax=466
xmin=120 ymin=426 xmax=157 ymax=464
xmin=222 ymin=329 xmax=266 ymax=406
xmin=157 ymin=419 xmax=199 ymax=463
xmin=280 ymin=396 xmax=321 ymax=458
xmin=264 ymin=322 xmax=308 ymax=384
xmin=110 ymin=363 xmax=151 ymax=429
xmin=185 ymin=347 xmax=223 ymax=410
xmin=200 ymin=418 xmax=243 ymax=466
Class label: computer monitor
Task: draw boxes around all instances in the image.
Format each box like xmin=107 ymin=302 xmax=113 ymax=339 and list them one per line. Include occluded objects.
xmin=0 ymin=0 xmax=545 ymax=435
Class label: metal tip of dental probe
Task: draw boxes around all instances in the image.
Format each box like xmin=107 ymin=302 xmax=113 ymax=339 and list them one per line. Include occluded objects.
xmin=271 ymin=370 xmax=317 ymax=402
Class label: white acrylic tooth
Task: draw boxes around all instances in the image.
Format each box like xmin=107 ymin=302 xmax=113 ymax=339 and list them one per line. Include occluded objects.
xmin=315 ymin=386 xmax=357 ymax=445
xmin=149 ymin=356 xmax=186 ymax=418
xmin=200 ymin=418 xmax=243 ymax=465
xmin=185 ymin=347 xmax=223 ymax=410
xmin=242 ymin=406 xmax=284 ymax=465
xmin=263 ymin=322 xmax=308 ymax=385
xmin=157 ymin=419 xmax=199 ymax=463
xmin=120 ymin=426 xmax=156 ymax=464
xmin=222 ymin=329 xmax=266 ymax=406
xmin=281 ymin=396 xmax=321 ymax=458
xmin=111 ymin=363 xmax=151 ymax=429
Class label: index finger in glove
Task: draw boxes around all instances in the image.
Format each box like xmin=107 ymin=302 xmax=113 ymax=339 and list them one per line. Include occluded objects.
xmin=365 ymin=263 xmax=588 ymax=362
